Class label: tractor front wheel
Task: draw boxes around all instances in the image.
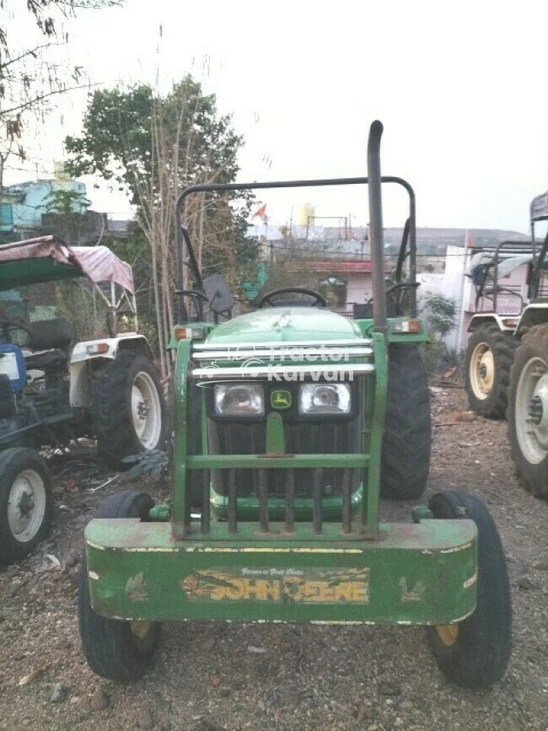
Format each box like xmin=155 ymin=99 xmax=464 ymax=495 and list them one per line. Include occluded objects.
xmin=92 ymin=350 xmax=166 ymax=469
xmin=427 ymin=491 xmax=512 ymax=688
xmin=0 ymin=448 xmax=52 ymax=565
xmin=465 ymin=325 xmax=516 ymax=419
xmin=380 ymin=344 xmax=431 ymax=499
xmin=78 ymin=491 xmax=161 ymax=680
xmin=508 ymin=324 xmax=548 ymax=497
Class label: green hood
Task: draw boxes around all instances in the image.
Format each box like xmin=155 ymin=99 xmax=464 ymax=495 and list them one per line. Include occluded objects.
xmin=205 ymin=307 xmax=362 ymax=345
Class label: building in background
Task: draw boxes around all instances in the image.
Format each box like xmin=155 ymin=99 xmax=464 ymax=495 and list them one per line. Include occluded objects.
xmin=0 ymin=166 xmax=131 ymax=246
xmin=246 ymin=219 xmax=529 ymax=327
xmin=0 ymin=163 xmax=87 ymax=236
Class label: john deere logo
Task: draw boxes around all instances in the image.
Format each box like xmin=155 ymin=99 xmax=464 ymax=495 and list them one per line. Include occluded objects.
xmin=271 ymin=390 xmax=292 ymax=409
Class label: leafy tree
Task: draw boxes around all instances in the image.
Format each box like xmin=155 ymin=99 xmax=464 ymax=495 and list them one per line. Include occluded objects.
xmin=421 ymin=292 xmax=457 ymax=340
xmin=65 ymin=80 xmax=241 ymax=202
xmin=41 ymin=187 xmax=90 ymax=243
xmin=65 ymin=77 xmax=259 ymax=374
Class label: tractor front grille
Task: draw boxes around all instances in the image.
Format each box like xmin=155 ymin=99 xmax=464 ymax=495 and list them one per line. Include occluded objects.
xmin=189 ymin=338 xmax=374 ymax=534
xmin=209 ymin=417 xmax=362 ymax=501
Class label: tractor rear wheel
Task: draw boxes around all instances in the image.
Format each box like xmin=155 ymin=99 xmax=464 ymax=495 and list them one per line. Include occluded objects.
xmin=508 ymin=324 xmax=548 ymax=498
xmin=465 ymin=324 xmax=516 ymax=419
xmin=92 ymin=350 xmax=166 ymax=469
xmin=427 ymin=491 xmax=511 ymax=688
xmin=0 ymin=448 xmax=52 ymax=565
xmin=78 ymin=490 xmax=161 ymax=680
xmin=380 ymin=344 xmax=431 ymax=499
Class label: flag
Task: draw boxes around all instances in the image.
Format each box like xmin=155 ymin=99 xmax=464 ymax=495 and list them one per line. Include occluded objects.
xmin=252 ymin=203 xmax=267 ymax=219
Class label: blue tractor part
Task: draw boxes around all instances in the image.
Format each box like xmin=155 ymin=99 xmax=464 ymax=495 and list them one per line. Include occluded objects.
xmin=0 ymin=343 xmax=26 ymax=393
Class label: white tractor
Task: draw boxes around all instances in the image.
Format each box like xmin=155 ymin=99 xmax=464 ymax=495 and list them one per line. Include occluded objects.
xmin=464 ymin=192 xmax=548 ymax=497
xmin=0 ymin=235 xmax=166 ymax=563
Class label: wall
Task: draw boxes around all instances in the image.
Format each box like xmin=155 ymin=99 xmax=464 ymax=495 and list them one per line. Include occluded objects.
xmin=418 ymin=245 xmax=531 ymax=353
xmin=341 ymin=273 xmax=373 ymax=313
xmin=3 ymin=180 xmax=87 ymax=232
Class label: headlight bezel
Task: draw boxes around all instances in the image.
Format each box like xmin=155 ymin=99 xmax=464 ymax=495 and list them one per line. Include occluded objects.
xmin=298 ymin=382 xmax=352 ymax=417
xmin=206 ymin=379 xmax=358 ymax=422
xmin=213 ymin=382 xmax=265 ymax=418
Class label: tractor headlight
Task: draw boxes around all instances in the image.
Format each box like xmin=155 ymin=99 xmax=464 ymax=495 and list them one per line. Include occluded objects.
xmin=299 ymin=383 xmax=351 ymax=415
xmin=214 ymin=383 xmax=264 ymax=417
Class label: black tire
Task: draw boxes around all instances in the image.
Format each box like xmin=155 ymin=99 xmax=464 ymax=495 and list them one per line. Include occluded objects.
xmin=427 ymin=491 xmax=512 ymax=688
xmin=92 ymin=350 xmax=166 ymax=469
xmin=508 ymin=324 xmax=548 ymax=498
xmin=380 ymin=344 xmax=431 ymax=499
xmin=78 ymin=490 xmax=161 ymax=680
xmin=0 ymin=448 xmax=52 ymax=565
xmin=465 ymin=325 xmax=517 ymax=419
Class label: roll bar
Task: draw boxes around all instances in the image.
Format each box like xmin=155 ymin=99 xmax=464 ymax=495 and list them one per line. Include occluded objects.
xmin=175 ymin=122 xmax=415 ymax=330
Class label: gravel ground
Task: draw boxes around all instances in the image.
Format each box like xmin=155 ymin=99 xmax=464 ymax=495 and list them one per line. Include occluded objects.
xmin=1 ymin=384 xmax=547 ymax=731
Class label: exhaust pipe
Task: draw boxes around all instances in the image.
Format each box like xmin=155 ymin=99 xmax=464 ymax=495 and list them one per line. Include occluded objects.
xmin=367 ymin=121 xmax=388 ymax=336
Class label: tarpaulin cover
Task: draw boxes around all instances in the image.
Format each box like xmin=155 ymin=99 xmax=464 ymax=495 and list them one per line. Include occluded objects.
xmin=0 ymin=236 xmax=134 ymax=293
xmin=531 ymin=191 xmax=548 ymax=222
xmin=467 ymin=251 xmax=532 ymax=286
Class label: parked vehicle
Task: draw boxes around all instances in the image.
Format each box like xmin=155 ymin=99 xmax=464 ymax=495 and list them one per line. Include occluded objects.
xmin=0 ymin=236 xmax=166 ymax=563
xmin=464 ymin=193 xmax=548 ymax=421
xmin=78 ymin=121 xmax=511 ymax=688
xmin=463 ymin=192 xmax=548 ymax=498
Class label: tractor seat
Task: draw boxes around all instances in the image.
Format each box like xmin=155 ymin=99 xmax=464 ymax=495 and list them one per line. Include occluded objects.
xmin=24 ymin=319 xmax=72 ymax=373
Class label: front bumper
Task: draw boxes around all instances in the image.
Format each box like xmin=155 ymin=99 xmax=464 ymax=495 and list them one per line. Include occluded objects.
xmin=84 ymin=518 xmax=477 ymax=625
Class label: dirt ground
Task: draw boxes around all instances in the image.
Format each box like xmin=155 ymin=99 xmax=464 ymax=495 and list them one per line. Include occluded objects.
xmin=1 ymin=384 xmax=547 ymax=731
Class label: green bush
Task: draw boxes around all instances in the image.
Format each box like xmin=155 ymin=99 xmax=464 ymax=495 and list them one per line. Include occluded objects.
xmin=419 ymin=292 xmax=458 ymax=376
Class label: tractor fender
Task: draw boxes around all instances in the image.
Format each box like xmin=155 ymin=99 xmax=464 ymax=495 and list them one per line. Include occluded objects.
xmin=467 ymin=313 xmax=518 ymax=333
xmin=69 ymin=334 xmax=154 ymax=408
xmin=514 ymin=303 xmax=548 ymax=337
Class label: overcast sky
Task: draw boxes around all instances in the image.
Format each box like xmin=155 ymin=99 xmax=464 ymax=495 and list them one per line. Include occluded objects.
xmin=8 ymin=0 xmax=548 ymax=233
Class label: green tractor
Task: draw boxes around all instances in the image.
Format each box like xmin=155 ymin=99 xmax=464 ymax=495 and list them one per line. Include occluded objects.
xmin=78 ymin=121 xmax=512 ymax=688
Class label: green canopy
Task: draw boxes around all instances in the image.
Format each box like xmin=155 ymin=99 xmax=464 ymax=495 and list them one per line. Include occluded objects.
xmin=0 ymin=236 xmax=134 ymax=293
xmin=0 ymin=257 xmax=82 ymax=291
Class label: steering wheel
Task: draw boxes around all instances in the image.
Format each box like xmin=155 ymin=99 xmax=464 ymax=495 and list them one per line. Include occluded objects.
xmin=257 ymin=287 xmax=327 ymax=309
xmin=175 ymin=289 xmax=209 ymax=303
xmin=0 ymin=319 xmax=33 ymax=348
xmin=175 ymin=289 xmax=210 ymax=320
xmin=367 ymin=281 xmax=421 ymax=305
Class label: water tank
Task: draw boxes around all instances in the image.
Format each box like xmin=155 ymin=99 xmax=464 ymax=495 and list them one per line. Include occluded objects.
xmin=53 ymin=161 xmax=70 ymax=181
xmin=297 ymin=203 xmax=315 ymax=226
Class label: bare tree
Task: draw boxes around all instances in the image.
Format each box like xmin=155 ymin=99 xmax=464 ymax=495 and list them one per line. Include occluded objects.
xmin=0 ymin=0 xmax=120 ymax=190
xmin=132 ymin=84 xmax=246 ymax=378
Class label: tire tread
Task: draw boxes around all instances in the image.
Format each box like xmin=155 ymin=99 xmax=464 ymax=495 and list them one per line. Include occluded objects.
xmin=381 ymin=344 xmax=431 ymax=499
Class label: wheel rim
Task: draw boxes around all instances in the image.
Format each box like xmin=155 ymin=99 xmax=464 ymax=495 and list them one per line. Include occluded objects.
xmin=469 ymin=342 xmax=494 ymax=399
xmin=515 ymin=355 xmax=548 ymax=464
xmin=130 ymin=621 xmax=152 ymax=641
xmin=435 ymin=623 xmax=459 ymax=647
xmin=7 ymin=469 xmax=47 ymax=543
xmin=131 ymin=372 xmax=162 ymax=449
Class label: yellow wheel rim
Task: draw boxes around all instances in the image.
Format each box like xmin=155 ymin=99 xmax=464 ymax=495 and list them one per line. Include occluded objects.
xmin=435 ymin=623 xmax=459 ymax=647
xmin=130 ymin=621 xmax=152 ymax=641
xmin=469 ymin=342 xmax=495 ymax=400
